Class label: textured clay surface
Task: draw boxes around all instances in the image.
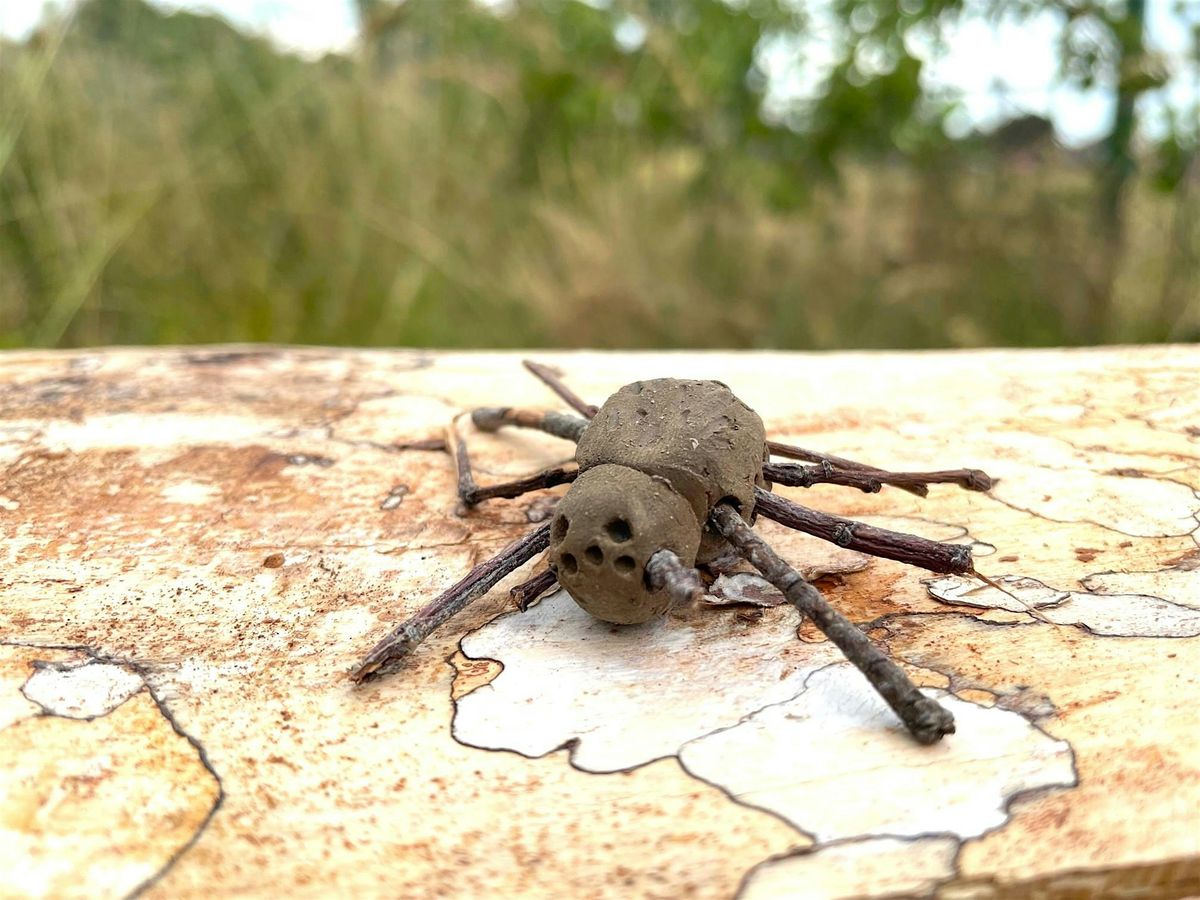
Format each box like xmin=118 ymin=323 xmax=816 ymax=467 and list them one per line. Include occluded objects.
xmin=575 ymin=378 xmax=766 ymax=562
xmin=548 ymin=464 xmax=700 ymax=624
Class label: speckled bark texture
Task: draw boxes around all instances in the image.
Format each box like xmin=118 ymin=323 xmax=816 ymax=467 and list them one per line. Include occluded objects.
xmin=2 ymin=346 xmax=1199 ymax=899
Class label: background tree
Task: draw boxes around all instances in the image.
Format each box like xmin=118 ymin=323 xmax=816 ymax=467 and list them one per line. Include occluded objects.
xmin=1 ymin=0 xmax=1195 ymax=348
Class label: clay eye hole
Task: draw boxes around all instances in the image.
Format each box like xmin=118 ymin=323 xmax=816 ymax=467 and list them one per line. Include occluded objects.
xmin=552 ymin=515 xmax=570 ymax=542
xmin=605 ymin=518 xmax=632 ymax=543
xmin=560 ymin=552 xmax=578 ymax=574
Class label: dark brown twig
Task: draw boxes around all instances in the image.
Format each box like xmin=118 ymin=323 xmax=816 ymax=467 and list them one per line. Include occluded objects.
xmin=753 ymin=488 xmax=973 ymax=575
xmin=709 ymin=504 xmax=955 ymax=744
xmin=645 ymin=549 xmax=706 ymax=608
xmin=467 ymin=464 xmax=578 ymax=506
xmin=763 ymin=460 xmax=882 ymax=493
xmin=510 ymin=567 xmax=558 ymax=611
xmin=471 ymin=407 xmax=588 ymax=443
xmin=450 ymin=426 xmax=578 ymax=507
xmin=767 ymin=440 xmax=993 ymax=496
xmin=522 ymin=359 xmax=599 ymax=418
xmin=864 ymin=468 xmax=992 ymax=493
xmin=767 ymin=439 xmax=925 ymax=495
xmin=351 ymin=523 xmax=552 ymax=682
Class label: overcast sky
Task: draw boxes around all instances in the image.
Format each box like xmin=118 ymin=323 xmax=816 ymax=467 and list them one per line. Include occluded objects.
xmin=3 ymin=0 xmax=1197 ymax=146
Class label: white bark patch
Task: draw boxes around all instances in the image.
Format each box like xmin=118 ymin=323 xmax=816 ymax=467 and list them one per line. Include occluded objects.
xmin=42 ymin=413 xmax=277 ymax=452
xmin=454 ymin=589 xmax=844 ymax=773
xmin=1023 ymin=402 xmax=1093 ymax=423
xmin=160 ymin=480 xmax=221 ymax=505
xmin=23 ymin=662 xmax=145 ymax=718
xmin=927 ymin=575 xmax=1200 ymax=637
xmin=455 ymin=590 xmax=1075 ymax=845
xmin=1082 ymin=564 xmax=1200 ymax=611
xmin=679 ymin=664 xmax=1075 ymax=842
xmin=925 ymin=574 xmax=1070 ymax=613
xmin=332 ymin=395 xmax=460 ymax=448
xmin=1041 ymin=592 xmax=1200 ymax=636
xmin=988 ymin=463 xmax=1199 ymax=538
xmin=742 ymin=836 xmax=959 ymax=900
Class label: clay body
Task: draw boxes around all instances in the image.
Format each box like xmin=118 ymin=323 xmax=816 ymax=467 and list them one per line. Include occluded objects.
xmin=550 ymin=379 xmax=767 ymax=623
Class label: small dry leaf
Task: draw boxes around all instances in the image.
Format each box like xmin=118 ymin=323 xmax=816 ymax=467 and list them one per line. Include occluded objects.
xmin=924 ymin=574 xmax=1069 ymax=612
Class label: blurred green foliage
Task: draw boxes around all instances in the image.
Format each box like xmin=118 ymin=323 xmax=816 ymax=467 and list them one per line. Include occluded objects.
xmin=0 ymin=0 xmax=1196 ymax=350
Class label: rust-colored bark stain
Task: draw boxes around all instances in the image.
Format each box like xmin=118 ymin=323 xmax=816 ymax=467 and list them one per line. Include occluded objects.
xmin=0 ymin=347 xmax=1197 ymax=898
xmin=800 ymin=570 xmax=906 ymax=636
xmin=448 ymin=651 xmax=503 ymax=700
xmin=0 ymin=689 xmax=220 ymax=899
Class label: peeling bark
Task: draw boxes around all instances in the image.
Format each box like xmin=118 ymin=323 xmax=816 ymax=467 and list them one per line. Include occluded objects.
xmin=0 ymin=347 xmax=1197 ymax=899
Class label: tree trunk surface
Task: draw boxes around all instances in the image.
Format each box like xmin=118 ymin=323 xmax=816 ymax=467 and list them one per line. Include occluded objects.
xmin=1 ymin=346 xmax=1198 ymax=899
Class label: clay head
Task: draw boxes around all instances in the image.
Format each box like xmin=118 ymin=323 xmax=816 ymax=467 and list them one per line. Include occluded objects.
xmin=549 ymin=464 xmax=701 ymax=624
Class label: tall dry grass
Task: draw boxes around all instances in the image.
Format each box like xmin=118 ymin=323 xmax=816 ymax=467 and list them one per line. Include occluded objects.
xmin=1 ymin=3 xmax=1196 ymax=350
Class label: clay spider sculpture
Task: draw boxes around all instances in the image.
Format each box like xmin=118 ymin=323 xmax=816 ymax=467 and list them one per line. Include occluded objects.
xmin=352 ymin=361 xmax=996 ymax=745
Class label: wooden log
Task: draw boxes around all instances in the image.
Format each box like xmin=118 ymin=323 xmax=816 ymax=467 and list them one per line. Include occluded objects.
xmin=0 ymin=346 xmax=1197 ymax=898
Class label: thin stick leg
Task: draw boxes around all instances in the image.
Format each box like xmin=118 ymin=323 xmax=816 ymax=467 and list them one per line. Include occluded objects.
xmin=465 ymin=465 xmax=578 ymax=506
xmin=449 ymin=420 xmax=578 ymax=507
xmin=471 ymin=406 xmax=589 ymax=443
xmin=709 ymin=504 xmax=955 ymax=744
xmin=522 ymin=360 xmax=599 ymax=418
xmin=767 ymin=440 xmax=992 ymax=497
xmin=768 ymin=440 xmax=901 ymax=475
xmin=645 ymin=550 xmax=706 ymax=608
xmin=849 ymin=467 xmax=992 ymax=493
xmin=754 ymin=488 xmax=973 ymax=575
xmin=763 ymin=460 xmax=883 ymax=493
xmin=351 ymin=523 xmax=552 ymax=682
xmin=510 ymin=567 xmax=558 ymax=611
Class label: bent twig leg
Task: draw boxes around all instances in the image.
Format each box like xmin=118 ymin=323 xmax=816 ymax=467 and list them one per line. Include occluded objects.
xmin=767 ymin=440 xmax=991 ymax=497
xmin=351 ymin=523 xmax=552 ymax=682
xmin=709 ymin=504 xmax=955 ymax=745
xmin=753 ymin=488 xmax=973 ymax=575
xmin=463 ymin=465 xmax=578 ymax=506
xmin=449 ymin=418 xmax=578 ymax=507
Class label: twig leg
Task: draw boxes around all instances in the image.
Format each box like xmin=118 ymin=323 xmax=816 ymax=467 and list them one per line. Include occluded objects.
xmin=754 ymin=487 xmax=973 ymax=575
xmin=510 ymin=567 xmax=558 ymax=611
xmin=645 ymin=550 xmax=706 ymax=609
xmin=709 ymin=504 xmax=954 ymax=744
xmin=767 ymin=440 xmax=991 ymax=497
xmin=450 ymin=418 xmax=578 ymax=507
xmin=471 ymin=407 xmax=589 ymax=443
xmin=522 ymin=360 xmax=599 ymax=418
xmin=763 ymin=460 xmax=883 ymax=493
xmin=351 ymin=523 xmax=552 ymax=682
